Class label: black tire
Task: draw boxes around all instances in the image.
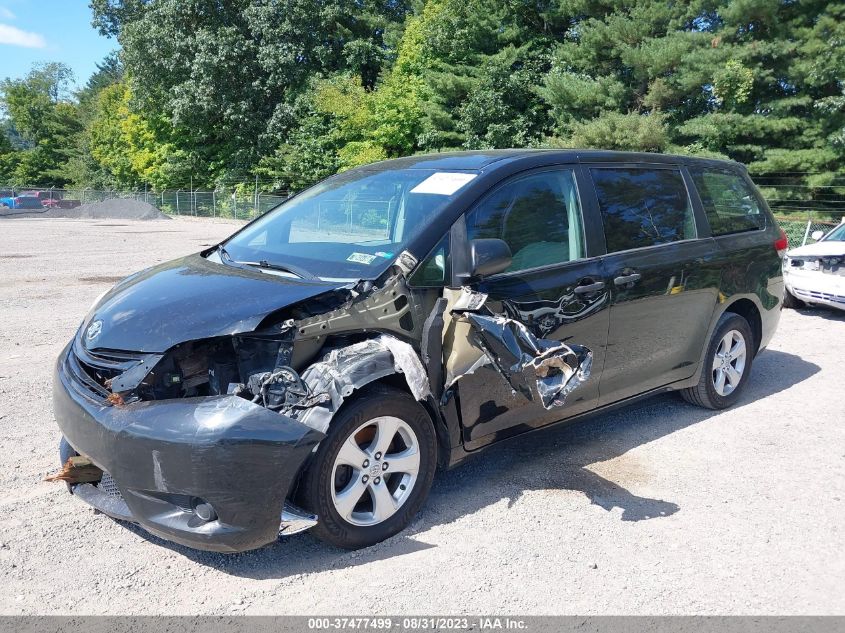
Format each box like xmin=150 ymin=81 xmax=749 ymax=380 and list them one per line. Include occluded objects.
xmin=681 ymin=312 xmax=755 ymax=410
xmin=782 ymin=287 xmax=805 ymax=309
xmin=298 ymin=385 xmax=437 ymax=549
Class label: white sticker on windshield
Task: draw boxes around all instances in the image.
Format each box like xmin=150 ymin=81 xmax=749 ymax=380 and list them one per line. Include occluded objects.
xmin=347 ymin=252 xmax=377 ymax=265
xmin=410 ymin=172 xmax=477 ymax=196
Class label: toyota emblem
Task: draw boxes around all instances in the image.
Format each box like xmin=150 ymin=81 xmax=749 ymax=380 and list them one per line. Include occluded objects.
xmin=86 ymin=319 xmax=103 ymax=343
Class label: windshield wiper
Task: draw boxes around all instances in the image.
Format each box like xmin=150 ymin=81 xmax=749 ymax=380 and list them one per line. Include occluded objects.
xmin=217 ymin=245 xmax=318 ymax=280
xmin=242 ymin=260 xmax=305 ymax=278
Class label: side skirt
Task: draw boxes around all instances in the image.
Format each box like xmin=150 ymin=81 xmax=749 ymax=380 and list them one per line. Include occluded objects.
xmin=445 ymin=375 xmax=699 ymax=468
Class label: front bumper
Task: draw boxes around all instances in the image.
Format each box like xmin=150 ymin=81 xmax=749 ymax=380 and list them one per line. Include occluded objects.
xmin=784 ymin=269 xmax=845 ymax=311
xmin=52 ymin=343 xmax=324 ymax=553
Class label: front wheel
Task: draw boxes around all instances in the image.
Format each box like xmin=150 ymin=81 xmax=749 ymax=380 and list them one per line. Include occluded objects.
xmin=298 ymin=385 xmax=437 ymax=549
xmin=782 ymin=287 xmax=805 ymax=309
xmin=681 ymin=313 xmax=754 ymax=410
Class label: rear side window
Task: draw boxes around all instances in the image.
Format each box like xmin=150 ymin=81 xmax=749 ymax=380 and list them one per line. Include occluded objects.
xmin=590 ymin=168 xmax=695 ymax=253
xmin=466 ymin=169 xmax=585 ymax=273
xmin=690 ymin=169 xmax=765 ymax=235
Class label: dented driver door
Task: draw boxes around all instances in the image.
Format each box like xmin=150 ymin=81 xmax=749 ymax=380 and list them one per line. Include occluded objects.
xmin=443 ymin=167 xmax=610 ymax=451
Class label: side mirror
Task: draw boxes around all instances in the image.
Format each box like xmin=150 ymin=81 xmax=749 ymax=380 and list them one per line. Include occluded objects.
xmin=811 ymin=230 xmax=824 ymax=241
xmin=470 ymin=238 xmax=512 ymax=278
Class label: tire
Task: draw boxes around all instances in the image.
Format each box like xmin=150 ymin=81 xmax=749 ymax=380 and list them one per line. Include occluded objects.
xmin=298 ymin=385 xmax=437 ymax=549
xmin=681 ymin=312 xmax=755 ymax=410
xmin=782 ymin=287 xmax=805 ymax=309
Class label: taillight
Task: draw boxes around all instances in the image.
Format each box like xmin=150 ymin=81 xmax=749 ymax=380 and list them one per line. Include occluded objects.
xmin=774 ymin=228 xmax=788 ymax=258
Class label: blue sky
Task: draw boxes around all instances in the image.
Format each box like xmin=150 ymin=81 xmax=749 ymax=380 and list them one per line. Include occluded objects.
xmin=0 ymin=0 xmax=115 ymax=89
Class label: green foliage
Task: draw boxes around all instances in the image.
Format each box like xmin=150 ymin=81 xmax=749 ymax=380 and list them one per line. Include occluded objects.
xmin=555 ymin=112 xmax=670 ymax=153
xmin=1 ymin=0 xmax=842 ymax=193
xmin=0 ymin=63 xmax=82 ymax=186
xmin=713 ymin=60 xmax=754 ymax=109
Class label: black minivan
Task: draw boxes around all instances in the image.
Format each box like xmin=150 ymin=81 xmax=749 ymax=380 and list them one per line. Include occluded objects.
xmin=53 ymin=150 xmax=785 ymax=552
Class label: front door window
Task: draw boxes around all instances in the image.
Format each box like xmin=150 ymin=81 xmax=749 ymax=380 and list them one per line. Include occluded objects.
xmin=466 ymin=169 xmax=585 ymax=273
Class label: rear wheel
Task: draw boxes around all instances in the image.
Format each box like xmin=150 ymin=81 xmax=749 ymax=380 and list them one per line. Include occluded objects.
xmin=298 ymin=385 xmax=437 ymax=549
xmin=782 ymin=287 xmax=805 ymax=309
xmin=681 ymin=313 xmax=754 ymax=410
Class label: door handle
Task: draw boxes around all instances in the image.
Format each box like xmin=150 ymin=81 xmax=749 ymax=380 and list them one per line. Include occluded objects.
xmin=573 ymin=281 xmax=606 ymax=295
xmin=613 ymin=272 xmax=642 ymax=286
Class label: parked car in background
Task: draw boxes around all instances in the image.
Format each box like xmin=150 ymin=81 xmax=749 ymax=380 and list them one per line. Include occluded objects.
xmin=0 ymin=191 xmax=45 ymax=210
xmin=783 ymin=220 xmax=845 ymax=311
xmin=0 ymin=189 xmax=81 ymax=210
xmin=30 ymin=190 xmax=62 ymax=207
xmin=52 ymin=150 xmax=784 ymax=553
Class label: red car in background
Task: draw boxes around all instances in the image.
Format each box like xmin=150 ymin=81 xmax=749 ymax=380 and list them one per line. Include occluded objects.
xmin=0 ymin=190 xmax=80 ymax=210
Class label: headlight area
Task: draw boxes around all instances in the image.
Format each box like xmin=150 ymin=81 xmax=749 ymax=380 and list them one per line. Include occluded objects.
xmin=784 ymin=255 xmax=845 ymax=274
xmin=116 ymin=330 xmax=324 ymax=412
xmin=784 ymin=256 xmax=820 ymax=272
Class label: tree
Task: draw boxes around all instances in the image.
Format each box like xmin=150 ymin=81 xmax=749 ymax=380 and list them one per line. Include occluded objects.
xmin=90 ymin=0 xmax=412 ymax=186
xmin=0 ymin=63 xmax=81 ymax=186
xmin=77 ymin=52 xmax=123 ymax=106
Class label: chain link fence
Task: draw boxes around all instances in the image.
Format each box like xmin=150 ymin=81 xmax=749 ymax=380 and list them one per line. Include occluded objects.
xmin=776 ymin=215 xmax=843 ymax=248
xmin=3 ymin=175 xmax=845 ymax=236
xmin=0 ymin=186 xmax=290 ymax=221
xmin=754 ymin=173 xmax=845 ymax=246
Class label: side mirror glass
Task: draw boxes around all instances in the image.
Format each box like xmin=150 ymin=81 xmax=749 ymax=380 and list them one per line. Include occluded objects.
xmin=470 ymin=238 xmax=512 ymax=278
xmin=811 ymin=230 xmax=824 ymax=241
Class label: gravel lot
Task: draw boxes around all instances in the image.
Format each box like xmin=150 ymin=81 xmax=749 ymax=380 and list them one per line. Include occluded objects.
xmin=1 ymin=217 xmax=843 ymax=615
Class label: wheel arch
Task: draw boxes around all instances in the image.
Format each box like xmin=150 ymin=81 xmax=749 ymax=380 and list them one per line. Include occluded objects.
xmin=721 ymin=297 xmax=763 ymax=354
xmin=338 ymin=374 xmax=451 ymax=471
xmin=290 ymin=336 xmax=451 ymax=475
xmin=683 ymin=294 xmax=765 ymax=391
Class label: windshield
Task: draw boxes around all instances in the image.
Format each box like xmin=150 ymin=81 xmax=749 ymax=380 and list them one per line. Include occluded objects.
xmin=222 ymin=168 xmax=476 ymax=280
xmin=822 ymin=223 xmax=845 ymax=242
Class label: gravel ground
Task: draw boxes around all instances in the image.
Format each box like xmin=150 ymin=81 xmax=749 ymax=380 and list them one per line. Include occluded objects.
xmin=1 ymin=217 xmax=843 ymax=615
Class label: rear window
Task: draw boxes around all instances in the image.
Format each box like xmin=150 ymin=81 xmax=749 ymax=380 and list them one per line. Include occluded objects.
xmin=690 ymin=168 xmax=765 ymax=235
xmin=590 ymin=167 xmax=695 ymax=253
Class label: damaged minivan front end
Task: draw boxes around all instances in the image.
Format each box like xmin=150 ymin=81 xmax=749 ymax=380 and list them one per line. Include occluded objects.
xmin=52 ymin=250 xmax=445 ymax=552
xmin=51 ymin=156 xmax=594 ymax=553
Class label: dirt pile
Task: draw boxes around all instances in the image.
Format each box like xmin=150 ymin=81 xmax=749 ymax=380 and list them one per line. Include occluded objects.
xmin=0 ymin=198 xmax=170 ymax=220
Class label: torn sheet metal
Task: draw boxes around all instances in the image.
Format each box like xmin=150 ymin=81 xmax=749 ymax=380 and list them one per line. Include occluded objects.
xmin=464 ymin=313 xmax=592 ymax=409
xmin=441 ymin=286 xmax=592 ymax=410
xmin=378 ymin=335 xmax=430 ymax=400
xmin=294 ymin=273 xmax=423 ymax=342
xmin=289 ymin=335 xmax=431 ymax=433
xmin=442 ymin=286 xmax=491 ymax=392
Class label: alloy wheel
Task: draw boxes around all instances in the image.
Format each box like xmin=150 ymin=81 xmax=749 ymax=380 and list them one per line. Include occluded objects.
xmin=330 ymin=416 xmax=420 ymax=527
xmin=712 ymin=329 xmax=747 ymax=396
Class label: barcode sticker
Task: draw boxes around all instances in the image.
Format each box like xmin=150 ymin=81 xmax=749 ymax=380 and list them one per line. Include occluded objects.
xmin=410 ymin=172 xmax=477 ymax=196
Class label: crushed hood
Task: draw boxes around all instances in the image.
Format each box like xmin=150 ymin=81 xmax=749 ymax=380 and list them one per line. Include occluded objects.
xmin=787 ymin=241 xmax=845 ymax=258
xmin=83 ymin=254 xmax=349 ymax=353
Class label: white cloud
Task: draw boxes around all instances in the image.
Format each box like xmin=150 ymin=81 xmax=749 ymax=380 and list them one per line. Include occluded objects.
xmin=0 ymin=23 xmax=46 ymax=48
xmin=0 ymin=7 xmax=15 ymax=20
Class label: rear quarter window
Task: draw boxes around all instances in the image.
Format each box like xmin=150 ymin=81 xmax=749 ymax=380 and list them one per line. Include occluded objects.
xmin=690 ymin=168 xmax=766 ymax=235
xmin=590 ymin=167 xmax=695 ymax=253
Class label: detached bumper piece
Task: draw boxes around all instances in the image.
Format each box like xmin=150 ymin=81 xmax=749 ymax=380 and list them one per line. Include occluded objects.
xmin=53 ymin=344 xmax=324 ymax=553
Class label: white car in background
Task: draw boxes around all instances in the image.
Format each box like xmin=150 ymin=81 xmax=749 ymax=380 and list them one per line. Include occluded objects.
xmin=783 ymin=221 xmax=845 ymax=311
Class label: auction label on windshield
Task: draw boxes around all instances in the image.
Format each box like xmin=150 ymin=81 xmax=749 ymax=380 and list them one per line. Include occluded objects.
xmin=347 ymin=252 xmax=378 ymax=264
xmin=411 ymin=172 xmax=477 ymax=195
